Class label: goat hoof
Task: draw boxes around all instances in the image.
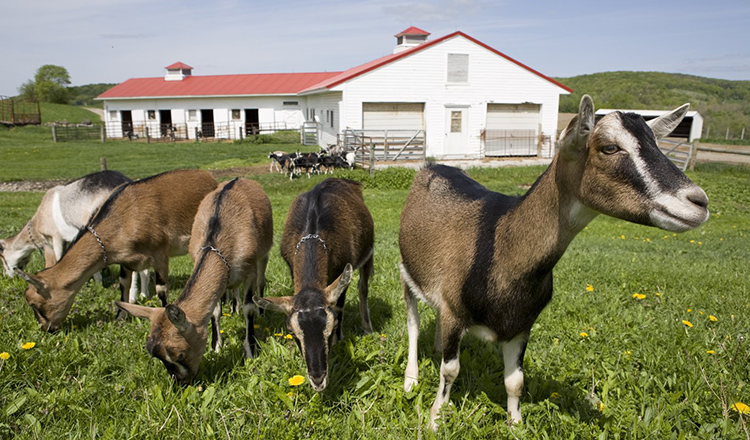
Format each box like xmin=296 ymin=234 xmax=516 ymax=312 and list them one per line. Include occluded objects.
xmin=115 ymin=309 xmax=129 ymax=321
xmin=404 ymin=377 xmax=418 ymax=392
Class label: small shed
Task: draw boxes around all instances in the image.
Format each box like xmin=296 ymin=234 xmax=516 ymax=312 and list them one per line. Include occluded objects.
xmin=595 ymin=109 xmax=703 ymax=142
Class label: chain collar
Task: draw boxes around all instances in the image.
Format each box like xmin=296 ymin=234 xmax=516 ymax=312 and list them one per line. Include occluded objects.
xmin=87 ymin=226 xmax=108 ymax=264
xmin=294 ymin=233 xmax=327 ymax=255
xmin=26 ymin=221 xmax=42 ymax=251
xmin=202 ymin=245 xmax=231 ymax=270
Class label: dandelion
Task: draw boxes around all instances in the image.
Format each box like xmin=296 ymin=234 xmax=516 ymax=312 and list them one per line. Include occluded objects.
xmin=274 ymin=333 xmax=283 ymax=337
xmin=219 ymin=330 xmax=225 ymax=334
xmin=286 ymin=391 xmax=295 ymax=397
xmin=598 ymin=402 xmax=606 ymax=412
xmin=253 ymin=324 xmax=260 ymax=329
xmin=699 ymin=311 xmax=704 ymax=315
xmin=0 ymin=352 xmax=9 ymax=360
xmin=21 ymin=342 xmax=35 ymax=350
xmin=550 ymin=392 xmax=561 ymax=400
xmin=222 ymin=313 xmax=230 ymax=317
xmin=380 ymin=334 xmax=387 ymax=339
xmin=284 ymin=334 xmax=293 ymax=340
xmin=632 ymin=293 xmax=646 ymax=300
xmin=709 ymin=315 xmax=718 ymax=322
xmin=731 ymin=402 xmax=750 ymax=415
xmin=624 ymin=350 xmax=632 ymax=356
xmin=580 ymin=332 xmax=589 ymax=338
xmin=585 ymin=284 xmax=594 ymax=292
xmin=682 ymin=320 xmax=693 ymax=328
xmin=687 ymin=309 xmax=692 ymax=313
xmin=288 ymin=375 xmax=305 ymax=386
xmin=620 ymin=235 xmax=626 ymax=240
xmin=655 ymin=292 xmax=661 ymax=297
xmin=706 ymin=350 xmax=715 ymax=354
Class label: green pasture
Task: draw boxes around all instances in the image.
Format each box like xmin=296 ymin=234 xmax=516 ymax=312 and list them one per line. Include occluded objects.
xmin=0 ymin=128 xmax=749 ymax=439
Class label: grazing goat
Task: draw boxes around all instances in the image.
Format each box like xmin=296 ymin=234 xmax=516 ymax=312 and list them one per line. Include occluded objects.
xmin=116 ymin=178 xmax=273 ymax=383
xmin=1 ymin=170 xmax=130 ymax=276
xmin=398 ymin=95 xmax=709 ymax=430
xmin=254 ymin=178 xmax=374 ymax=391
xmin=18 ymin=169 xmax=218 ymax=332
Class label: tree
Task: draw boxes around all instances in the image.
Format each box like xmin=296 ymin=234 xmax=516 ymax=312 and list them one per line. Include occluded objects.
xmin=34 ymin=64 xmax=71 ymax=104
xmin=17 ymin=79 xmax=37 ymax=100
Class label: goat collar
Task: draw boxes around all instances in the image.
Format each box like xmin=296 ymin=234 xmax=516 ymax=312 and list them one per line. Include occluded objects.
xmin=202 ymin=245 xmax=231 ymax=270
xmin=26 ymin=221 xmax=42 ymax=251
xmin=87 ymin=225 xmax=108 ymax=264
xmin=294 ymin=233 xmax=327 ymax=255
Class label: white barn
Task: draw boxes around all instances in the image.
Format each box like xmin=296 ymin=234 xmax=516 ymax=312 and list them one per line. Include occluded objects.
xmin=98 ymin=27 xmax=572 ymax=159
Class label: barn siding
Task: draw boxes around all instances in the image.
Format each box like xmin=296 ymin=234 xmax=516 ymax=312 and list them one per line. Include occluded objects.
xmin=306 ymin=92 xmax=342 ymax=147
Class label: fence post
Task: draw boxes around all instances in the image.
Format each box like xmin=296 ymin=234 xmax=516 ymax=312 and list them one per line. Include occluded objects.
xmin=100 ymin=157 xmax=107 ymax=171
xmin=741 ymin=128 xmax=745 ymax=141
xmin=146 ymin=127 xmax=151 ymax=144
xmin=100 ymin=125 xmax=105 ymax=143
xmin=195 ymin=127 xmax=199 ymax=143
xmin=369 ymin=140 xmax=375 ymax=177
xmin=52 ymin=125 xmax=58 ymax=143
xmin=726 ymin=128 xmax=730 ymax=140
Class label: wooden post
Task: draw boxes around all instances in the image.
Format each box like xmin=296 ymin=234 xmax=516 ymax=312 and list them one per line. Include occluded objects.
xmin=146 ymin=127 xmax=151 ymax=144
xmin=100 ymin=157 xmax=107 ymax=171
xmin=369 ymin=140 xmax=375 ymax=177
xmin=100 ymin=125 xmax=105 ymax=143
xmin=195 ymin=127 xmax=199 ymax=143
xmin=52 ymin=125 xmax=57 ymax=143
xmin=741 ymin=128 xmax=745 ymax=140
xmin=726 ymin=127 xmax=730 ymax=140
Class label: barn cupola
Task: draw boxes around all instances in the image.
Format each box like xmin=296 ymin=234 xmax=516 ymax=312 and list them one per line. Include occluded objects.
xmin=393 ymin=27 xmax=430 ymax=54
xmin=165 ymin=62 xmax=193 ymax=81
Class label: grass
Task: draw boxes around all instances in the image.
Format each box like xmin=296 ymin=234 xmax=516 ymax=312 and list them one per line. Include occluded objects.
xmin=39 ymin=103 xmax=102 ymax=124
xmin=0 ymin=133 xmax=749 ymax=438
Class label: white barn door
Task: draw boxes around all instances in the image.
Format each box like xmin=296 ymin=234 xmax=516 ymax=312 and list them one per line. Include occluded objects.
xmin=444 ymin=106 xmax=469 ymax=157
xmin=362 ymin=103 xmax=424 ymax=131
xmin=485 ymin=103 xmax=540 ymax=156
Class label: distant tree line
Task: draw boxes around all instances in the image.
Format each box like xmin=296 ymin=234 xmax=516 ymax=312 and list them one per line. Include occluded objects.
xmin=17 ymin=65 xmax=114 ymax=107
xmin=555 ymin=71 xmax=750 ymax=141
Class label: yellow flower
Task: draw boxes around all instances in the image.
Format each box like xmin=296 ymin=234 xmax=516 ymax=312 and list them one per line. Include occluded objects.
xmin=288 ymin=375 xmax=305 ymax=386
xmin=253 ymin=324 xmax=260 ymax=329
xmin=655 ymin=292 xmax=661 ymax=297
xmin=731 ymin=402 xmax=750 ymax=415
xmin=585 ymin=284 xmax=594 ymax=292
xmin=222 ymin=313 xmax=230 ymax=317
xmin=286 ymin=391 xmax=295 ymax=397
xmin=699 ymin=311 xmax=704 ymax=315
xmin=274 ymin=333 xmax=283 ymax=337
xmin=580 ymin=332 xmax=589 ymax=338
xmin=550 ymin=392 xmax=561 ymax=400
xmin=682 ymin=320 xmax=693 ymax=328
xmin=706 ymin=350 xmax=715 ymax=354
xmin=620 ymin=235 xmax=626 ymax=240
xmin=22 ymin=342 xmax=35 ymax=350
xmin=632 ymin=293 xmax=646 ymax=300
xmin=380 ymin=334 xmax=387 ymax=339
xmin=624 ymin=350 xmax=632 ymax=356
xmin=598 ymin=402 xmax=606 ymax=412
xmin=219 ymin=330 xmax=225 ymax=334
xmin=709 ymin=315 xmax=718 ymax=322
xmin=284 ymin=334 xmax=293 ymax=340
xmin=0 ymin=352 xmax=9 ymax=360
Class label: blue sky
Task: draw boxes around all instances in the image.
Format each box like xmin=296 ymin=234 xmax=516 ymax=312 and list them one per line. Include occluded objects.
xmin=2 ymin=0 xmax=749 ymax=97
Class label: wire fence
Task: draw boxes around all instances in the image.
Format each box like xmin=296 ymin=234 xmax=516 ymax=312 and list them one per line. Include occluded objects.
xmin=703 ymin=126 xmax=749 ymax=144
xmin=102 ymin=121 xmax=299 ymax=142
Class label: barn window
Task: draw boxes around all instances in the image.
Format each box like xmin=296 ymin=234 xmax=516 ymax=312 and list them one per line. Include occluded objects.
xmin=231 ymin=109 xmax=241 ymax=119
xmin=188 ymin=110 xmax=197 ymax=121
xmin=283 ymin=101 xmax=299 ymax=106
xmin=109 ymin=111 xmax=118 ymax=121
xmin=327 ymin=110 xmax=335 ymax=128
xmin=447 ymin=54 xmax=469 ymax=83
xmin=147 ymin=110 xmax=156 ymax=120
xmin=450 ymin=111 xmax=462 ymax=133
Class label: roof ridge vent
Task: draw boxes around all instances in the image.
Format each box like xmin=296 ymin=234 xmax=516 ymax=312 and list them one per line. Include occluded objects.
xmin=394 ymin=27 xmax=430 ymax=54
xmin=165 ymin=62 xmax=193 ymax=81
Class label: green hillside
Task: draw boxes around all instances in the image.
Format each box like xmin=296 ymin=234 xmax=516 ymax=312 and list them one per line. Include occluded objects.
xmin=555 ymin=72 xmax=750 ymax=141
xmin=39 ymin=102 xmax=101 ymax=124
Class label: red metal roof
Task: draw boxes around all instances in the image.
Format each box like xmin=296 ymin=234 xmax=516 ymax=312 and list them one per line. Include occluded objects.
xmin=98 ymin=71 xmax=343 ymax=99
xmin=395 ymin=26 xmax=430 ymax=37
xmin=165 ymin=62 xmax=193 ymax=70
xmin=300 ymin=31 xmax=573 ymax=94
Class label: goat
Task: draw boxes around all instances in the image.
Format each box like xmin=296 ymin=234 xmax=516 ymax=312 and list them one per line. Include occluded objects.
xmin=115 ymin=178 xmax=273 ymax=383
xmin=254 ymin=178 xmax=374 ymax=391
xmin=288 ymin=153 xmax=320 ymax=180
xmin=17 ymin=169 xmax=218 ymax=333
xmin=1 ymin=170 xmax=131 ymax=276
xmin=268 ymin=151 xmax=289 ymax=173
xmin=398 ymin=95 xmax=709 ymax=430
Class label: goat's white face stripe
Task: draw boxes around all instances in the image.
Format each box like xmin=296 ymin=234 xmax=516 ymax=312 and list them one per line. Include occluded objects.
xmin=597 ymin=116 xmax=660 ymax=197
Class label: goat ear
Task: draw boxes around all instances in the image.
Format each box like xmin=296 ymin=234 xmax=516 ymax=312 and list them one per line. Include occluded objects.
xmin=559 ymin=94 xmax=595 ymax=159
xmin=0 ymin=239 xmax=5 ymax=252
xmin=15 ymin=269 xmax=47 ymax=293
xmin=647 ymin=103 xmax=689 ymax=140
xmin=115 ymin=301 xmax=160 ymax=321
xmin=165 ymin=304 xmax=191 ymax=333
xmin=253 ymin=295 xmax=294 ymax=315
xmin=325 ymin=263 xmax=353 ymax=305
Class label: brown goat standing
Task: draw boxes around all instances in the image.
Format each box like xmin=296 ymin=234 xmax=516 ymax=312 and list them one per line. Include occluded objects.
xmin=116 ymin=178 xmax=273 ymax=383
xmin=254 ymin=178 xmax=374 ymax=392
xmin=399 ymin=95 xmax=709 ymax=430
xmin=18 ymin=169 xmax=218 ymax=332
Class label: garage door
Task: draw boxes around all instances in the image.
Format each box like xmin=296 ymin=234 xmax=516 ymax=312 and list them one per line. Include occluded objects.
xmin=362 ymin=103 xmax=424 ymax=131
xmin=485 ymin=103 xmax=540 ymax=156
